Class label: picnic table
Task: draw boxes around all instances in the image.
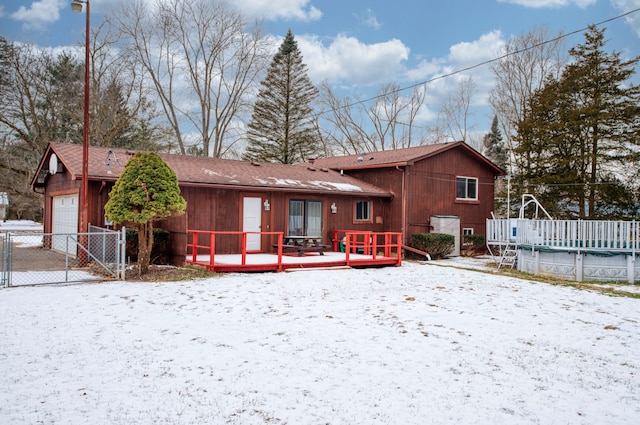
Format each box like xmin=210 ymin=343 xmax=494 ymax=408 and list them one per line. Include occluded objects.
xmin=274 ymin=236 xmax=330 ymax=257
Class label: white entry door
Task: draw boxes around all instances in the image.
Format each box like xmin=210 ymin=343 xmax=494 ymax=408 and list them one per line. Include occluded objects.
xmin=52 ymin=194 xmax=79 ymax=255
xmin=243 ymin=197 xmax=262 ymax=251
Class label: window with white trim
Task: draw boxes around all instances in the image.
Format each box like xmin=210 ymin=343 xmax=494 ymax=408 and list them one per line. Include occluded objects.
xmin=456 ymin=176 xmax=478 ymax=200
xmin=463 ymin=228 xmax=474 ymax=235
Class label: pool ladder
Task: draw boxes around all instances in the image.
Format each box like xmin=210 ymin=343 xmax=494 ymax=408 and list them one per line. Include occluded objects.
xmin=498 ymin=243 xmax=518 ymax=269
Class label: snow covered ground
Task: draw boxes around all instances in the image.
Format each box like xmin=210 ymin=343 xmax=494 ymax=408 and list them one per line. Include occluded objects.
xmin=1 ymin=260 xmax=639 ymax=424
xmin=0 ymin=220 xmax=44 ymax=249
xmin=0 ymin=219 xmax=43 ymax=232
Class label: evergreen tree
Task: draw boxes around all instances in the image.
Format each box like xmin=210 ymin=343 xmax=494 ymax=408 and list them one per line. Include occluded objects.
xmin=483 ymin=115 xmax=508 ymax=170
xmin=0 ymin=37 xmax=11 ymax=95
xmin=105 ymin=152 xmax=186 ymax=274
xmin=43 ymin=53 xmax=85 ymax=144
xmin=483 ymin=115 xmax=510 ymax=217
xmin=243 ymin=30 xmax=320 ymax=164
xmin=514 ymin=25 xmax=640 ymax=219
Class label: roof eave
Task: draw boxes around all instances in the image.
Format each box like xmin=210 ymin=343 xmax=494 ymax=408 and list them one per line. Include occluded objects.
xmin=330 ymin=162 xmax=409 ymax=171
xmin=178 ymin=181 xmax=392 ymax=198
xmin=30 ymin=144 xmax=54 ymax=191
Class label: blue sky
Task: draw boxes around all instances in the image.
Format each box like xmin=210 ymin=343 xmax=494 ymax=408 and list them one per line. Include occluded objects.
xmin=2 ymin=0 xmax=640 ymax=140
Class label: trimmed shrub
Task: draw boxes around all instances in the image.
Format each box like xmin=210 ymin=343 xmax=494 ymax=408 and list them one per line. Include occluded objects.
xmin=410 ymin=233 xmax=455 ymax=259
xmin=462 ymin=234 xmax=486 ymax=256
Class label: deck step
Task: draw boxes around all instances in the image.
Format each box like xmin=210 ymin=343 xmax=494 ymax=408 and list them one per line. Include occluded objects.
xmin=285 ymin=265 xmax=353 ymax=272
xmin=498 ymin=244 xmax=518 ymax=269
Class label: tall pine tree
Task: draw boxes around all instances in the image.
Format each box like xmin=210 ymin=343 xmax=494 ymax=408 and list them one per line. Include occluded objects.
xmin=483 ymin=114 xmax=510 ymax=217
xmin=483 ymin=115 xmax=508 ymax=170
xmin=243 ymin=30 xmax=320 ymax=164
xmin=514 ymin=25 xmax=640 ymax=219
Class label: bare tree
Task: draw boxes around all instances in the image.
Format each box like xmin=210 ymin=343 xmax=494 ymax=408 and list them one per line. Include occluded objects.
xmin=88 ymin=18 xmax=170 ymax=150
xmin=318 ymin=82 xmax=427 ymax=154
xmin=0 ymin=29 xmax=167 ymax=220
xmin=368 ymin=83 xmax=427 ymax=150
xmin=434 ymin=76 xmax=476 ymax=144
xmin=317 ymin=81 xmax=372 ymax=155
xmin=489 ymin=26 xmax=566 ymax=174
xmin=116 ymin=0 xmax=269 ymax=157
xmin=0 ymin=41 xmax=54 ymax=219
xmin=0 ymin=42 xmax=51 ymax=151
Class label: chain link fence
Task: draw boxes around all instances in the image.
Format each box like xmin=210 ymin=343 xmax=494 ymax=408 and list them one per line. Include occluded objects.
xmin=1 ymin=226 xmax=126 ymax=287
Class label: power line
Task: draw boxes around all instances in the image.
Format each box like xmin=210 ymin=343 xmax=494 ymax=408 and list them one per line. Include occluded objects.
xmin=316 ymin=7 xmax=640 ymax=118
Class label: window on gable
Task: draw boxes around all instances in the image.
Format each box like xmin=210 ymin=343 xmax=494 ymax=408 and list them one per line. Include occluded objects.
xmin=456 ymin=176 xmax=478 ymax=200
xmin=354 ymin=200 xmax=371 ymax=222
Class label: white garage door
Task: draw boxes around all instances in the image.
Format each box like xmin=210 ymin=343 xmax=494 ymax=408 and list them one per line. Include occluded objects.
xmin=52 ymin=194 xmax=79 ymax=255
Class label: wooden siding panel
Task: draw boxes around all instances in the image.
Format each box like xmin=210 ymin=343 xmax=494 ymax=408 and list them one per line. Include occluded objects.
xmin=181 ymin=187 xmax=241 ymax=254
xmin=406 ymin=149 xmax=495 ymax=237
xmin=345 ymin=169 xmax=404 ymax=234
xmin=338 ymin=146 xmax=498 ymax=241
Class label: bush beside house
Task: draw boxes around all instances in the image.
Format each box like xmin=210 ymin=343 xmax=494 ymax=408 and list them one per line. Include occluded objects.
xmin=410 ymin=233 xmax=455 ymax=259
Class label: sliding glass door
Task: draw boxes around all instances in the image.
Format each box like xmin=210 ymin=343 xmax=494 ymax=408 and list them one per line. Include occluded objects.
xmin=288 ymin=199 xmax=323 ymax=236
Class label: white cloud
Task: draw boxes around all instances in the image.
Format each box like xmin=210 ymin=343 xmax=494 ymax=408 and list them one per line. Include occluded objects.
xmin=356 ymin=8 xmax=381 ymax=30
xmin=611 ymin=0 xmax=640 ymax=38
xmin=10 ymin=0 xmax=63 ymax=30
xmin=400 ymin=30 xmax=507 ymax=132
xmin=234 ymin=0 xmax=322 ymax=22
xmin=447 ymin=30 xmax=505 ymax=67
xmin=297 ymin=29 xmax=506 ymax=130
xmin=497 ymin=0 xmax=596 ymax=7
xmin=406 ymin=30 xmax=504 ymax=95
xmin=298 ymin=34 xmax=410 ymax=86
xmin=404 ymin=60 xmax=444 ymax=82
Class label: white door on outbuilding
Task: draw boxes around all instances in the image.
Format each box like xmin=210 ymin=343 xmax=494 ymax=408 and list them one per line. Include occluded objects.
xmin=52 ymin=194 xmax=79 ymax=255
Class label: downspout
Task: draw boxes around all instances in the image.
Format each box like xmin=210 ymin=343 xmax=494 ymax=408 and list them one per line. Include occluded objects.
xmin=396 ymin=166 xmax=407 ymax=245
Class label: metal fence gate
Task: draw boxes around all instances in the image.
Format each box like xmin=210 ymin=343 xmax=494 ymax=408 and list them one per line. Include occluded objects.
xmin=1 ymin=226 xmax=126 ymax=287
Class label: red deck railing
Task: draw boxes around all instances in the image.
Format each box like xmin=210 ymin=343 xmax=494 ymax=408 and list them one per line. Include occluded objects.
xmin=332 ymin=230 xmax=403 ymax=262
xmin=186 ymin=229 xmax=402 ymax=272
xmin=188 ymin=231 xmax=284 ymax=272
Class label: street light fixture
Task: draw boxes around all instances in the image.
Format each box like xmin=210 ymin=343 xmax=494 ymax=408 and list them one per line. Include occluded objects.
xmin=72 ymin=0 xmax=90 ymax=265
xmin=70 ymin=1 xmax=83 ymax=13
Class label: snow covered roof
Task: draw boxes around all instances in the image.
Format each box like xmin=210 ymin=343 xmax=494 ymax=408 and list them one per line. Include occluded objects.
xmin=310 ymin=141 xmax=505 ymax=174
xmin=32 ymin=143 xmax=392 ymax=197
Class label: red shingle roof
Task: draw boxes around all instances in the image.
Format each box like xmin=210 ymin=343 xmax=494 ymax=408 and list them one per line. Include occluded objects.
xmin=33 ymin=143 xmax=392 ymax=197
xmin=310 ymin=141 xmax=504 ymax=174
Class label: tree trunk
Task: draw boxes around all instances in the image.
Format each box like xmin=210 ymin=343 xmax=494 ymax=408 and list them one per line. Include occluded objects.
xmin=137 ymin=221 xmax=154 ymax=275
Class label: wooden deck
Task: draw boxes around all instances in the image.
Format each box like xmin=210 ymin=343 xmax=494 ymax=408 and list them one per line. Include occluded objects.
xmin=487 ymin=218 xmax=640 ymax=253
xmin=188 ymin=251 xmax=400 ymax=272
xmin=186 ymin=230 xmax=402 ymax=273
xmin=486 ymin=218 xmax=640 ymax=282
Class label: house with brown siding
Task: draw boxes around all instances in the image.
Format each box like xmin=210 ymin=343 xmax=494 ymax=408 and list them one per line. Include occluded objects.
xmin=31 ymin=141 xmax=503 ymax=264
xmin=310 ymin=141 xmax=505 ymax=254
xmin=31 ymin=143 xmax=393 ymax=264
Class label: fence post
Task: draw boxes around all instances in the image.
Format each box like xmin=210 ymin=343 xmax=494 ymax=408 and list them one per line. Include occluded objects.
xmin=65 ymin=235 xmax=70 ymax=282
xmin=7 ymin=233 xmax=12 ymax=287
xmin=1 ymin=233 xmax=9 ymax=287
xmin=277 ymin=233 xmax=283 ymax=272
xmin=210 ymin=232 xmax=216 ymax=268
xmin=120 ymin=226 xmax=127 ymax=280
xmin=241 ymin=233 xmax=247 ymax=266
